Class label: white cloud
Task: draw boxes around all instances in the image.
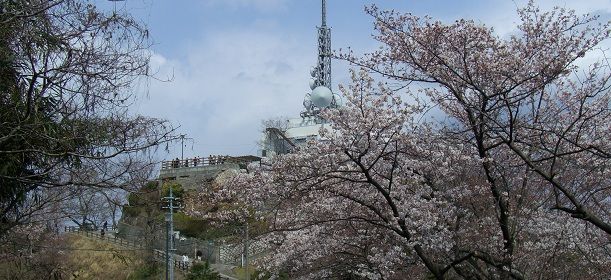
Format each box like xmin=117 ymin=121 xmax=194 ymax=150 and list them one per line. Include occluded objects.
xmin=470 ymin=0 xmax=611 ymax=37
xmin=135 ymin=27 xmax=316 ymax=158
xmin=132 ymin=0 xmax=611 ymax=160
xmin=479 ymin=0 xmax=611 ymax=70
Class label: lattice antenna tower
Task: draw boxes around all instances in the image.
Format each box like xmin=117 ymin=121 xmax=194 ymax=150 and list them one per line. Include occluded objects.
xmin=302 ymin=0 xmax=338 ymax=119
xmin=317 ymin=0 xmax=331 ymax=89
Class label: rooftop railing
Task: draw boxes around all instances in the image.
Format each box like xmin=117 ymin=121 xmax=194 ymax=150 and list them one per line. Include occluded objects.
xmin=161 ymin=156 xmax=232 ymax=170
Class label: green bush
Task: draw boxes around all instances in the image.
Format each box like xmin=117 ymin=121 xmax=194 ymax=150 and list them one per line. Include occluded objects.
xmin=127 ymin=192 xmax=141 ymax=206
xmin=173 ymin=212 xmax=237 ymax=239
xmin=124 ymin=181 xmax=162 ymax=217
xmin=174 ymin=212 xmax=203 ymax=237
xmin=186 ymin=261 xmax=220 ymax=280
xmin=143 ymin=181 xmax=158 ymax=191
xmin=161 ymin=181 xmax=184 ymax=198
xmin=122 ymin=206 xmax=141 ymax=217
xmin=127 ymin=265 xmax=160 ymax=280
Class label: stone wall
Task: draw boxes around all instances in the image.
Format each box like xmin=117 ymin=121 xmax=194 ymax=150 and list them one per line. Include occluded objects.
xmin=158 ymin=163 xmax=240 ymax=190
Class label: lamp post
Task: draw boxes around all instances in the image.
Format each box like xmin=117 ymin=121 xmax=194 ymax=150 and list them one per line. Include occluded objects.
xmin=178 ymin=134 xmax=193 ymax=162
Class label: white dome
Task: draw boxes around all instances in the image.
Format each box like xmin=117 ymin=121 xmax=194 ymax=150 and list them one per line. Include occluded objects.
xmin=311 ymin=86 xmax=333 ymax=108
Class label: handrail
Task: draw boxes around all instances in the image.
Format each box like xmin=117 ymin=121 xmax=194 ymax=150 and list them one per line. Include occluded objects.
xmin=65 ymin=226 xmax=192 ymax=271
xmin=65 ymin=226 xmax=144 ymax=249
xmin=161 ymin=155 xmax=232 ymax=170
xmin=152 ymin=249 xmax=192 ymax=271
xmin=64 ymin=225 xmax=117 ymax=232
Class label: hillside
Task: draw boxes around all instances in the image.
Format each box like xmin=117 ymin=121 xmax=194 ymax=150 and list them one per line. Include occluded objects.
xmin=66 ymin=234 xmax=166 ymax=280
xmin=0 ymin=233 xmax=172 ymax=280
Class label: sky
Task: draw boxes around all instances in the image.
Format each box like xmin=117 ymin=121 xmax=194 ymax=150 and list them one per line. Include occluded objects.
xmin=94 ymin=0 xmax=611 ymax=161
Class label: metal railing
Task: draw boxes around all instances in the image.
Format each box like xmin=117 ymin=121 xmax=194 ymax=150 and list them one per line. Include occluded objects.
xmin=65 ymin=224 xmax=117 ymax=232
xmin=65 ymin=226 xmax=145 ymax=248
xmin=65 ymin=226 xmax=192 ymax=272
xmin=161 ymin=156 xmax=232 ymax=170
xmin=218 ymin=238 xmax=268 ymax=266
xmin=152 ymin=249 xmax=192 ymax=271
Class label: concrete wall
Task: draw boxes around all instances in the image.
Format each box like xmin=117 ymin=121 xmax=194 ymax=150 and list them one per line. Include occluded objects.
xmin=158 ymin=163 xmax=240 ymax=190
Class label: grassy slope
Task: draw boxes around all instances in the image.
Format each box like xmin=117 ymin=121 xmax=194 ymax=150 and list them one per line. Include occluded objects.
xmin=66 ymin=234 xmax=171 ymax=280
xmin=0 ymin=234 xmax=171 ymax=280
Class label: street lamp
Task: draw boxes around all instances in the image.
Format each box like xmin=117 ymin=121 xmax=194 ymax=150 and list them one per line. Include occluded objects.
xmin=178 ymin=134 xmax=193 ymax=161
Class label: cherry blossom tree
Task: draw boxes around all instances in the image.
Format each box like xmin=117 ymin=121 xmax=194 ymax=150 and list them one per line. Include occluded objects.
xmin=344 ymin=1 xmax=611 ymax=236
xmin=220 ymin=75 xmax=605 ymax=279
xmin=189 ymin=2 xmax=611 ymax=279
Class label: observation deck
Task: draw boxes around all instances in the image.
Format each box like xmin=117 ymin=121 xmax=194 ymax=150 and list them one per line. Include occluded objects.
xmin=158 ymin=155 xmax=261 ymax=189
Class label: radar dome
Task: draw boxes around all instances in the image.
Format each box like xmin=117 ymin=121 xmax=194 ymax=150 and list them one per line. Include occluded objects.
xmin=311 ymin=86 xmax=333 ymax=108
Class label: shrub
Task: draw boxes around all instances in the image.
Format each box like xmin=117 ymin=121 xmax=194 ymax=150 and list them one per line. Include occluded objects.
xmin=161 ymin=181 xmax=184 ymax=199
xmin=185 ymin=261 xmax=220 ymax=280
xmin=127 ymin=265 xmax=160 ymax=280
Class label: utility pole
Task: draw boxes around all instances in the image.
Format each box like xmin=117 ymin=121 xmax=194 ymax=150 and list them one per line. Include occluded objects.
xmin=162 ymin=184 xmax=180 ymax=280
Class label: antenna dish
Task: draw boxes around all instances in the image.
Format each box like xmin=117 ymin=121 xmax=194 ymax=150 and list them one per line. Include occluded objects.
xmin=309 ymin=78 xmax=317 ymax=90
xmin=310 ymin=66 xmax=317 ymax=77
xmin=303 ymin=98 xmax=312 ymax=109
xmin=311 ymin=86 xmax=333 ymax=108
xmin=333 ymin=93 xmax=343 ymax=107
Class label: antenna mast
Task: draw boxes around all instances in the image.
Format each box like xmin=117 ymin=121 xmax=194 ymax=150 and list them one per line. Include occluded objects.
xmin=302 ymin=0 xmax=337 ymax=119
xmin=317 ymin=0 xmax=331 ymax=89
xmin=321 ymin=0 xmax=327 ymax=27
